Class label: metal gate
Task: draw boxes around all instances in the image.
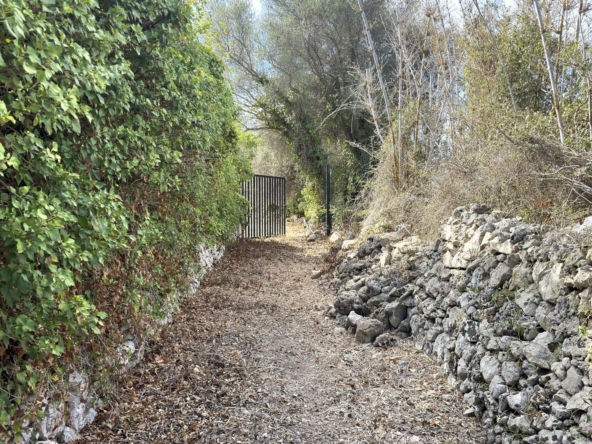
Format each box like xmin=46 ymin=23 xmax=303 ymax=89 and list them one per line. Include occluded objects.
xmin=241 ymin=175 xmax=286 ymax=238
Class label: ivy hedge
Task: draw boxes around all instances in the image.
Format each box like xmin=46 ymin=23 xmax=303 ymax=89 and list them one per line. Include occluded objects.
xmin=0 ymin=0 xmax=250 ymax=431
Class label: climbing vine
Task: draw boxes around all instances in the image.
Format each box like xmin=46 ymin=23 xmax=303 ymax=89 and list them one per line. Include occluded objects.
xmin=0 ymin=0 xmax=250 ymax=430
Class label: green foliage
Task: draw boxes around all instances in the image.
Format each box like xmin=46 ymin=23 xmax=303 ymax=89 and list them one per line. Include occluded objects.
xmin=287 ymin=182 xmax=324 ymax=221
xmin=0 ymin=0 xmax=250 ymax=430
xmin=211 ymin=0 xmax=385 ymax=222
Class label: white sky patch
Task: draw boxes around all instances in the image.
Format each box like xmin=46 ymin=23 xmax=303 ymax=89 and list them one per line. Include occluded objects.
xmin=252 ymin=0 xmax=262 ymax=12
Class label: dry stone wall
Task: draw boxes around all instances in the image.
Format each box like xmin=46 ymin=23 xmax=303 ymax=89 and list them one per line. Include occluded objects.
xmin=11 ymin=245 xmax=225 ymax=444
xmin=329 ymin=205 xmax=592 ymax=444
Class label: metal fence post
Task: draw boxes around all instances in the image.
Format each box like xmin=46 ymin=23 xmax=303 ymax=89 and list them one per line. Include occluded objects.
xmin=326 ymin=164 xmax=331 ymax=237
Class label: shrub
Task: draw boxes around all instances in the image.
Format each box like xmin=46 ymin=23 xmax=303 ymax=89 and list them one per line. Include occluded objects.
xmin=0 ymin=0 xmax=250 ymax=430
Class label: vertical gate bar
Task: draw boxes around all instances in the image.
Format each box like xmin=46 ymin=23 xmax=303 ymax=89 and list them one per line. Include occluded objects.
xmin=251 ymin=177 xmax=256 ymax=238
xmin=280 ymin=178 xmax=283 ymax=235
xmin=264 ymin=176 xmax=267 ymax=237
xmin=258 ymin=175 xmax=261 ymax=238
xmin=247 ymin=179 xmax=250 ymax=238
xmin=253 ymin=176 xmax=257 ymax=237
xmin=266 ymin=176 xmax=269 ymax=237
xmin=241 ymin=181 xmax=244 ymax=238
xmin=250 ymin=177 xmax=254 ymax=238
xmin=283 ymin=178 xmax=286 ymax=235
xmin=253 ymin=176 xmax=257 ymax=238
xmin=253 ymin=176 xmax=256 ymax=238
xmin=273 ymin=176 xmax=276 ymax=236
xmin=248 ymin=178 xmax=252 ymax=238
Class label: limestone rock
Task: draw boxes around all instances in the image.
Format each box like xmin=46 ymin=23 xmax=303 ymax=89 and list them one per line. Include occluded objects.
xmin=68 ymin=372 xmax=89 ymax=398
xmin=342 ymin=240 xmax=357 ymax=250
xmin=334 ymin=291 xmax=362 ymax=315
xmin=373 ymin=333 xmax=397 ymax=347
xmin=434 ymin=333 xmax=451 ymax=364
xmin=490 ymin=263 xmax=513 ymax=289
xmin=507 ymin=391 xmax=530 ymax=411
xmin=501 ymin=361 xmax=523 ymax=386
xmin=523 ymin=332 xmax=558 ymax=369
xmin=39 ymin=402 xmax=64 ymax=440
xmin=480 ymin=354 xmax=500 ymax=383
xmin=510 ymin=263 xmax=534 ymax=290
xmin=489 ymin=375 xmax=507 ymax=400
xmin=545 ymin=414 xmax=563 ymax=428
xmin=578 ymin=407 xmax=592 ymax=438
xmin=58 ymin=427 xmax=81 ymax=443
xmin=384 ymin=301 xmax=408 ymax=329
xmin=379 ymin=251 xmax=391 ymax=267
xmin=355 ymin=318 xmax=384 ymax=344
xmin=538 ymin=429 xmax=564 ymax=443
xmin=538 ymin=263 xmax=566 ymax=303
xmin=566 ymin=387 xmax=592 ymax=412
xmin=571 ymin=269 xmax=592 ymax=290
xmin=69 ymin=395 xmax=87 ymax=432
xmin=329 ymin=232 xmax=342 ymax=243
xmin=346 ymin=311 xmax=363 ymax=329
xmin=561 ymin=366 xmax=584 ymax=396
xmin=515 ymin=290 xmax=540 ymax=317
xmin=442 ymin=251 xmax=469 ymax=269
xmin=377 ymin=230 xmax=408 ymax=246
xmin=508 ymin=415 xmax=530 ymax=433
xmin=552 ymin=361 xmax=567 ymax=381
xmin=551 ymin=401 xmax=570 ymax=420
xmin=117 ymin=340 xmax=136 ymax=367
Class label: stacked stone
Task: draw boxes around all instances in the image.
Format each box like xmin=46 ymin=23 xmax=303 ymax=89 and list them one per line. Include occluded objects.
xmin=330 ymin=205 xmax=592 ymax=443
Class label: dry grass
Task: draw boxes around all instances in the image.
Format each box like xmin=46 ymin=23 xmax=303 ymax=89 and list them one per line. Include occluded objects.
xmin=79 ymin=222 xmax=484 ymax=443
xmin=360 ymin=133 xmax=578 ymax=240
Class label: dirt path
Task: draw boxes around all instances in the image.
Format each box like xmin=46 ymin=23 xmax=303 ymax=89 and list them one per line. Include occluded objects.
xmin=81 ymin=224 xmax=485 ymax=443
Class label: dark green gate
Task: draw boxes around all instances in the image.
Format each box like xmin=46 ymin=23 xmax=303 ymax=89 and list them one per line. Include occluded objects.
xmin=241 ymin=175 xmax=286 ymax=238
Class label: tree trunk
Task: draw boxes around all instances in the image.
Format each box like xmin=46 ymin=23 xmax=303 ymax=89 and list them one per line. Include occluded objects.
xmin=533 ymin=0 xmax=566 ymax=146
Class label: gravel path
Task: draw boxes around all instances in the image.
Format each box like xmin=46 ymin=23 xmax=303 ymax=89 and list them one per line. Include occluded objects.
xmin=81 ymin=224 xmax=485 ymax=443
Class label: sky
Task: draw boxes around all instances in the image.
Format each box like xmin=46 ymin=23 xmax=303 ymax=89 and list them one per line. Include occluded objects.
xmin=252 ymin=0 xmax=262 ymax=12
